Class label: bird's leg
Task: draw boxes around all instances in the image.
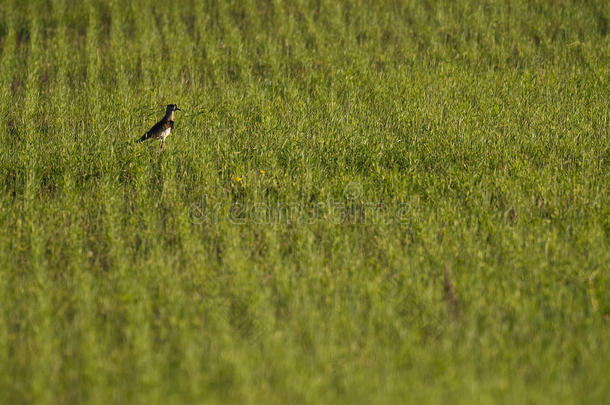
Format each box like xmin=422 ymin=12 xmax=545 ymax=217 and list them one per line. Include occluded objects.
xmin=160 ymin=140 xmax=164 ymax=151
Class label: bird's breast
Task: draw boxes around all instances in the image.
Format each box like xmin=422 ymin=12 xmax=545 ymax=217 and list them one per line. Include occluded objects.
xmin=160 ymin=127 xmax=171 ymax=140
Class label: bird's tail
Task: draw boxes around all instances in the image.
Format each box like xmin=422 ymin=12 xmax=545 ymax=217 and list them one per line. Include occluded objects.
xmin=137 ymin=132 xmax=150 ymax=142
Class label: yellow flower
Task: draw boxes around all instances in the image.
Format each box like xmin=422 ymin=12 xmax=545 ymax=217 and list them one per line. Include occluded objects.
xmin=232 ymin=176 xmax=242 ymax=182
xmin=259 ymin=169 xmax=266 ymax=175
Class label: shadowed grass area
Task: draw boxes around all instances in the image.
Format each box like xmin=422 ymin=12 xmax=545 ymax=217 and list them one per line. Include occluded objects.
xmin=0 ymin=0 xmax=609 ymax=403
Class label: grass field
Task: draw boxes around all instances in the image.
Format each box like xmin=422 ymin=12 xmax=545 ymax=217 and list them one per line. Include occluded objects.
xmin=0 ymin=0 xmax=609 ymax=403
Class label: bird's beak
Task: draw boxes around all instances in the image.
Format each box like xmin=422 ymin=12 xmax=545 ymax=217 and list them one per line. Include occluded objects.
xmin=175 ymin=107 xmax=181 ymax=111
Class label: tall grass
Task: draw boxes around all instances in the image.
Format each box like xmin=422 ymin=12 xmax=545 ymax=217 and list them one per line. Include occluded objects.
xmin=0 ymin=0 xmax=609 ymax=403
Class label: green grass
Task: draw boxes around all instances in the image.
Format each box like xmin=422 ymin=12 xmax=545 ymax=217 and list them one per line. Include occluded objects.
xmin=0 ymin=0 xmax=609 ymax=403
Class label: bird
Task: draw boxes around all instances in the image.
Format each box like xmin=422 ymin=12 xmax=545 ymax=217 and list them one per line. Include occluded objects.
xmin=139 ymin=104 xmax=181 ymax=151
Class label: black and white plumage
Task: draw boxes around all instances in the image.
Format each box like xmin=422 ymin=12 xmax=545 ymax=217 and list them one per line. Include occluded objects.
xmin=139 ymin=104 xmax=181 ymax=150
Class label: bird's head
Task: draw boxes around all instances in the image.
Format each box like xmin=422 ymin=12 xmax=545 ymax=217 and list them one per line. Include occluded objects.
xmin=166 ymin=104 xmax=181 ymax=114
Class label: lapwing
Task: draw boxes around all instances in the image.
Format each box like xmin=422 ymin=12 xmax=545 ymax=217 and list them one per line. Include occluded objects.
xmin=139 ymin=104 xmax=181 ymax=151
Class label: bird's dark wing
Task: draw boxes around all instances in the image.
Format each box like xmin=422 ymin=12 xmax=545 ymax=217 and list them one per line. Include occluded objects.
xmin=138 ymin=131 xmax=152 ymax=142
xmin=138 ymin=118 xmax=167 ymax=142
